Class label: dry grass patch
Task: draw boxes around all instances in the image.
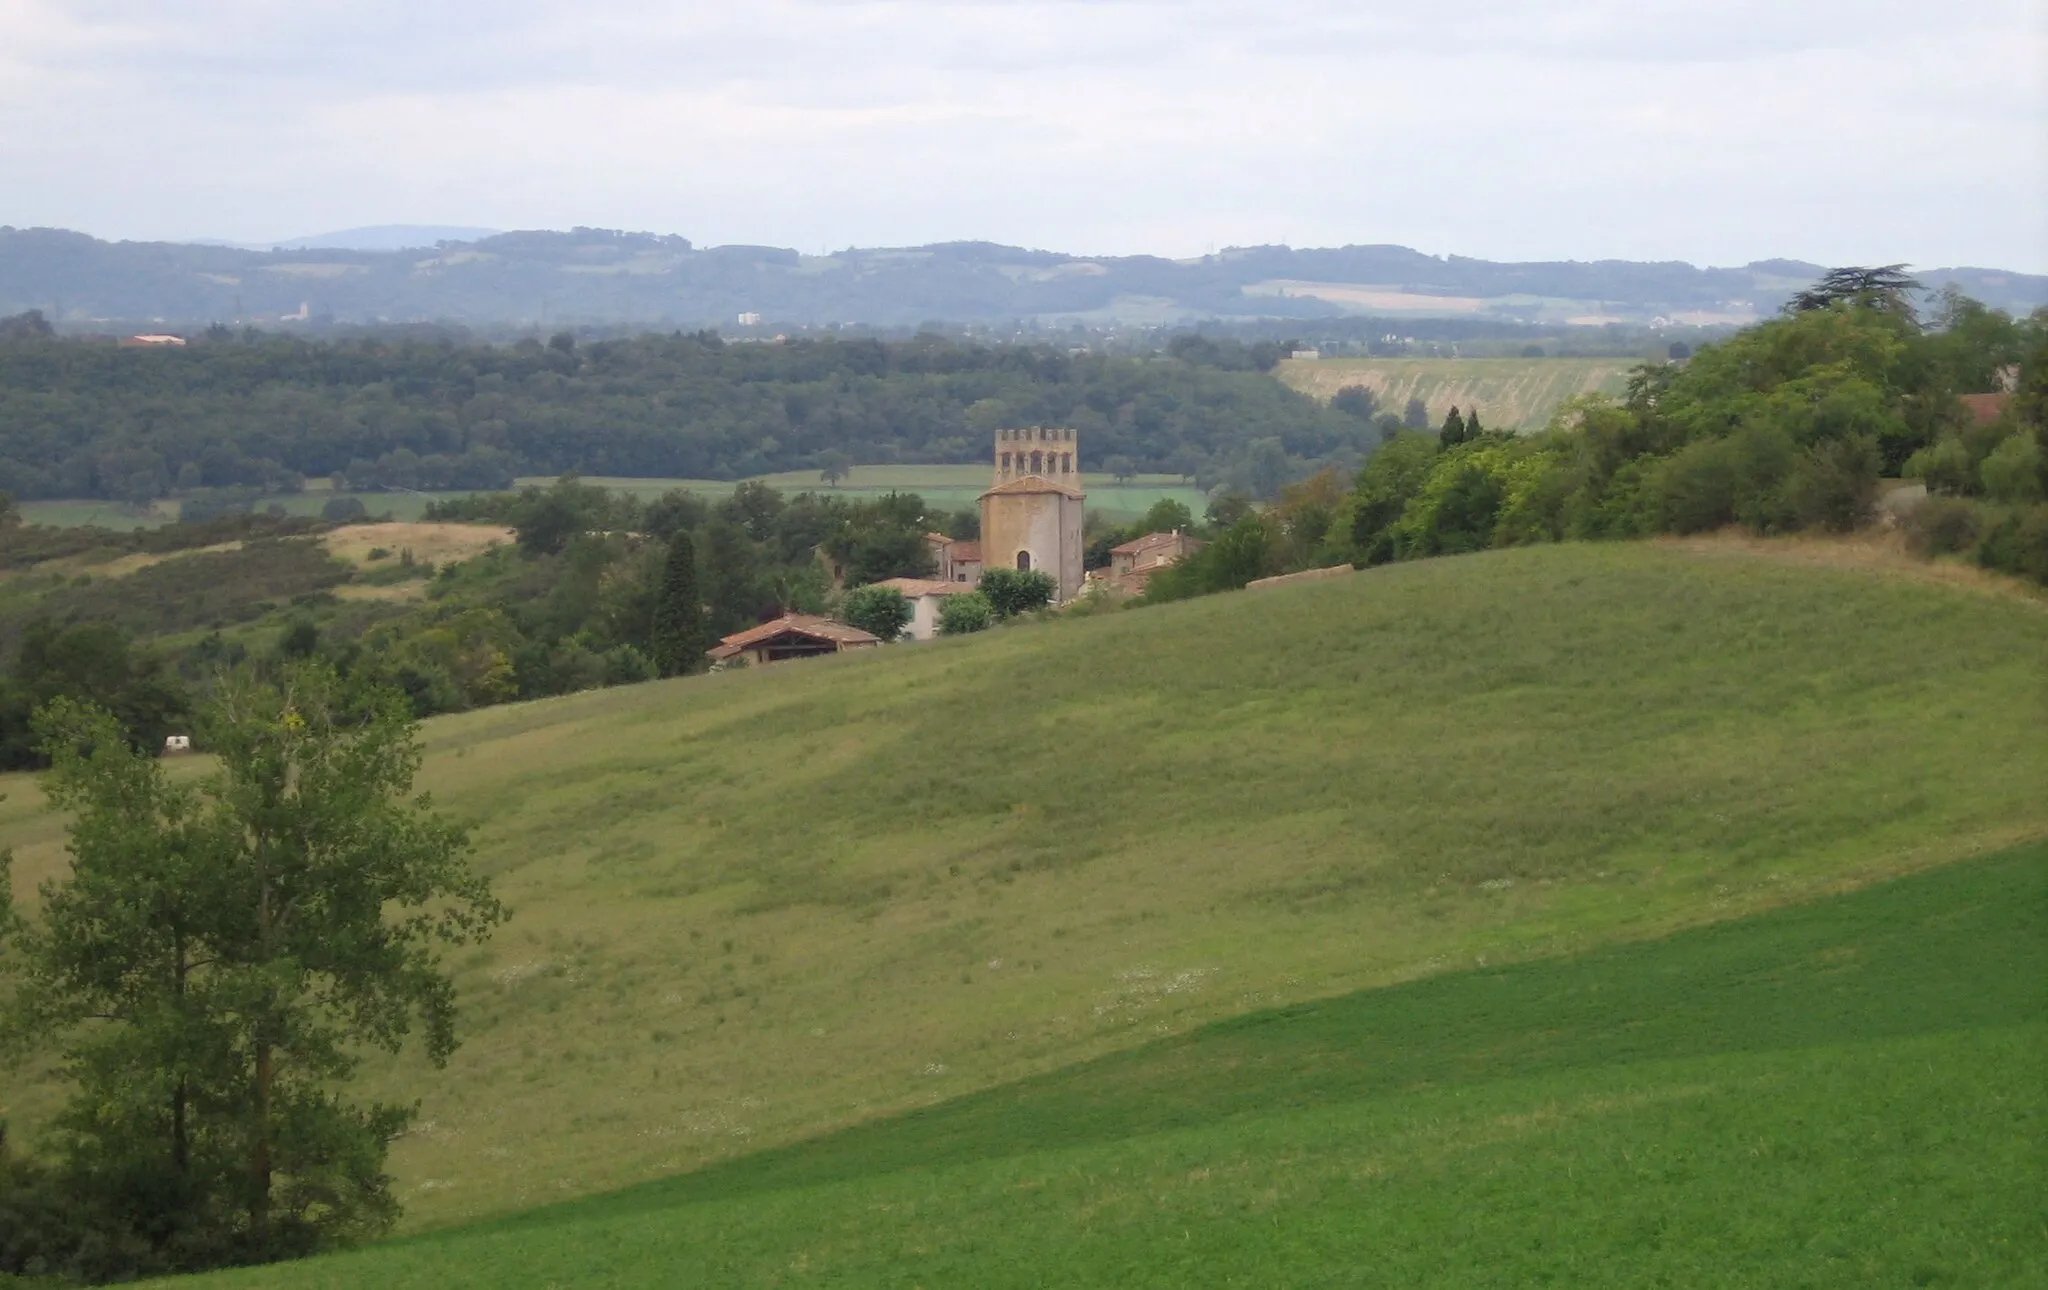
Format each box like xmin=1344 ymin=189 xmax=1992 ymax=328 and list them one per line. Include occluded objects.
xmin=324 ymin=522 xmax=514 ymax=568
xmin=1657 ymin=527 xmax=2048 ymax=609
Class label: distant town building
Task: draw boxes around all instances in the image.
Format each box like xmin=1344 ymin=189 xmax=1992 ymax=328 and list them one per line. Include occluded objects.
xmin=162 ymin=734 xmax=193 ymax=754
xmin=1291 ymin=348 xmax=1321 ymax=360
xmin=870 ymin=577 xmax=977 ymax=640
xmin=121 ymin=334 xmax=187 ymax=347
xmin=707 ymin=614 xmax=881 ymax=666
xmin=736 ymin=311 xmax=763 ymax=326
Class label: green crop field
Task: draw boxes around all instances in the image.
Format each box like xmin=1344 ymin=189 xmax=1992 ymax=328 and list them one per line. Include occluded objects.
xmin=519 ymin=466 xmax=1206 ymax=520
xmin=167 ymin=841 xmax=2048 ymax=1288
xmin=3 ymin=542 xmax=2044 ymax=1285
xmin=1277 ymin=356 xmax=1636 ymax=430
xmin=15 ymin=468 xmax=1203 ymax=530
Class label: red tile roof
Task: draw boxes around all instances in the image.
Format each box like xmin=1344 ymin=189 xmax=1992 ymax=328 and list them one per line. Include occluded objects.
xmin=872 ymin=577 xmax=974 ymax=598
xmin=1959 ymin=392 xmax=2011 ymax=426
xmin=707 ymin=614 xmax=881 ymax=659
xmin=980 ymin=475 xmax=1085 ymax=500
xmin=1110 ymin=531 xmax=1189 ymax=557
xmin=947 ymin=541 xmax=981 ymax=562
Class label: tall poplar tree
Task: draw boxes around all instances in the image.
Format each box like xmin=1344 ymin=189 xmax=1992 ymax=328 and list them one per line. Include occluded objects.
xmin=1 ymin=665 xmax=504 ymax=1275
xmin=649 ymin=530 xmax=707 ymax=677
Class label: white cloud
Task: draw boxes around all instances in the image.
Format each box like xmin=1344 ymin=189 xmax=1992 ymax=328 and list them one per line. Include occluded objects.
xmin=1 ymin=0 xmax=2041 ymax=270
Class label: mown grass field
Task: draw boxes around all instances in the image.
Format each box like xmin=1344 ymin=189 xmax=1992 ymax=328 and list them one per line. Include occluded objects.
xmin=1276 ymin=356 xmax=1635 ymax=429
xmin=5 ymin=541 xmax=2043 ymax=1246
xmin=171 ymin=839 xmax=2048 ymax=1287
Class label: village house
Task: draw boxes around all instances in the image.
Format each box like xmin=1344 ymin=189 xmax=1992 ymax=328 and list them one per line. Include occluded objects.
xmin=1104 ymin=529 xmax=1203 ymax=595
xmin=707 ymin=614 xmax=882 ymax=666
xmin=870 ymin=577 xmax=976 ymax=640
xmin=924 ymin=532 xmax=982 ymax=584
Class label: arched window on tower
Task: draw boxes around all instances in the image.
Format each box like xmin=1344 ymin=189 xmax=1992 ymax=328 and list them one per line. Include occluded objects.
xmin=1016 ymin=550 xmax=1032 ymax=571
xmin=1031 ymin=451 xmax=1043 ymax=473
xmin=1061 ymin=453 xmax=1072 ymax=473
xmin=1000 ymin=452 xmax=1011 ymax=473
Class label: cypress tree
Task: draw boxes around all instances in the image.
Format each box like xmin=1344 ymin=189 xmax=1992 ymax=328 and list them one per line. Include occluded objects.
xmin=1440 ymin=406 xmax=1467 ymax=446
xmin=650 ymin=530 xmax=706 ymax=677
xmin=1465 ymin=407 xmax=1484 ymax=437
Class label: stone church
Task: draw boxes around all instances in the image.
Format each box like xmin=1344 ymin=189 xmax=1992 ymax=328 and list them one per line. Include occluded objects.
xmin=980 ymin=427 xmax=1086 ymax=602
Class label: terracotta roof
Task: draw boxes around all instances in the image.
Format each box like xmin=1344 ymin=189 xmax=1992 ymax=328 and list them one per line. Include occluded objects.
xmin=1959 ymin=392 xmax=2011 ymax=427
xmin=1110 ymin=531 xmax=1190 ymax=557
xmin=707 ymin=613 xmax=882 ymax=659
xmin=980 ymin=474 xmax=1086 ymax=501
xmin=872 ymin=577 xmax=974 ymax=598
xmin=947 ymin=541 xmax=981 ymax=562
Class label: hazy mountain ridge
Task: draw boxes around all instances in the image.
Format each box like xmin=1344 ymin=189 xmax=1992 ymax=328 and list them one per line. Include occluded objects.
xmin=2 ymin=225 xmax=2041 ymax=329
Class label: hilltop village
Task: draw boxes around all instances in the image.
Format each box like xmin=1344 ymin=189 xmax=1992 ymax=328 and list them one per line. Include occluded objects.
xmin=704 ymin=427 xmax=1206 ymax=663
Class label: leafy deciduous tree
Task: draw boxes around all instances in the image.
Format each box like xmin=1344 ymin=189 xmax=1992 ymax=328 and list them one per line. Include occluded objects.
xmin=1 ymin=667 xmax=503 ymax=1276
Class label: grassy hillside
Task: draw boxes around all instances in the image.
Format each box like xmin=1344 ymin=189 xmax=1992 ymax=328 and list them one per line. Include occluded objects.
xmin=170 ymin=839 xmax=2048 ymax=1288
xmin=1276 ymin=355 xmax=1635 ymax=429
xmin=3 ymin=543 xmax=2044 ymax=1236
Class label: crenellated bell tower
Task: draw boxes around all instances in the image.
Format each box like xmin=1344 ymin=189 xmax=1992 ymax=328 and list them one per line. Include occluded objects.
xmin=980 ymin=426 xmax=1086 ymax=602
xmin=992 ymin=426 xmax=1080 ymax=485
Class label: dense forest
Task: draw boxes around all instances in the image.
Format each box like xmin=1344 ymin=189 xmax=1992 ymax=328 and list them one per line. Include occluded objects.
xmin=0 ymin=324 xmax=1370 ymax=501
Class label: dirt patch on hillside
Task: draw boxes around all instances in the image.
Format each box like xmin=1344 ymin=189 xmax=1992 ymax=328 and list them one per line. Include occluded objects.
xmin=1657 ymin=529 xmax=2047 ymax=608
xmin=324 ymin=522 xmax=513 ymax=568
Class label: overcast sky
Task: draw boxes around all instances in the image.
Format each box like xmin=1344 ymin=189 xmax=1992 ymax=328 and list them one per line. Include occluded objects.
xmin=2 ymin=0 xmax=2043 ymax=270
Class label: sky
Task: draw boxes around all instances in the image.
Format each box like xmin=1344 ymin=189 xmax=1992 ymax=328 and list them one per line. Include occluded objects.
xmin=2 ymin=0 xmax=2043 ymax=271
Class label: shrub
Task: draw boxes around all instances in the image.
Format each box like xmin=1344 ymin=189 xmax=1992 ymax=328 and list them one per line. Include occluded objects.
xmin=1902 ymin=496 xmax=1986 ymax=558
xmin=977 ymin=567 xmax=1057 ymax=618
xmin=1903 ymin=437 xmax=1975 ymax=496
xmin=320 ymin=495 xmax=369 ymax=523
xmin=1785 ymin=434 xmax=1881 ymax=533
xmin=937 ymin=591 xmax=994 ymax=635
xmin=1650 ymin=438 xmax=1742 ymax=534
xmin=1979 ymin=433 xmax=2045 ymax=504
xmin=1973 ymin=502 xmax=2048 ymax=585
xmin=841 ymin=585 xmax=913 ymax=641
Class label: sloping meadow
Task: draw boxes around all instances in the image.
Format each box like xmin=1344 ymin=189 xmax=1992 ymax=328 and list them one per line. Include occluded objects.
xmin=4 ymin=541 xmax=2043 ymax=1236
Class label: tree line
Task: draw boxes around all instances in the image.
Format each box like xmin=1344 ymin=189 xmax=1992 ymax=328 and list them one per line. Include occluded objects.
xmin=0 ymin=324 xmax=1371 ymax=504
xmin=1140 ymin=278 xmax=2047 ymax=598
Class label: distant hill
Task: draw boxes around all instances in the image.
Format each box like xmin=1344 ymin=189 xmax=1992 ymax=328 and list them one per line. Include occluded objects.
xmin=2 ymin=225 xmax=2042 ymax=328
xmin=266 ymin=224 xmax=503 ymax=251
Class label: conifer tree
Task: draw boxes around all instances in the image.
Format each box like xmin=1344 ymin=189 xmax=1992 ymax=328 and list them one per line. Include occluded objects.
xmin=1465 ymin=407 xmax=1484 ymax=437
xmin=1440 ymin=406 xmax=1467 ymax=446
xmin=650 ymin=530 xmax=706 ymax=677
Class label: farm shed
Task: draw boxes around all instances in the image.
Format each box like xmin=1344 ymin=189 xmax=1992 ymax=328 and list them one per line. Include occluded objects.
xmin=708 ymin=615 xmax=882 ymax=666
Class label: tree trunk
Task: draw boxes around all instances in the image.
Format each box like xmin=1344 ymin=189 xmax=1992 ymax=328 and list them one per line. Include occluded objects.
xmin=172 ymin=938 xmax=189 ymax=1175
xmin=250 ymin=1039 xmax=272 ymax=1246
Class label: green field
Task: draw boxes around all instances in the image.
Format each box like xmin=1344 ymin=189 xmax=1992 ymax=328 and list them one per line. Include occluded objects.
xmin=1276 ymin=355 xmax=1635 ymax=429
xmin=4 ymin=542 xmax=2044 ymax=1285
xmin=517 ymin=466 xmax=1205 ymax=519
xmin=173 ymin=840 xmax=2048 ymax=1288
xmin=15 ymin=467 xmax=1204 ymax=530
xmin=16 ymin=490 xmax=466 ymax=529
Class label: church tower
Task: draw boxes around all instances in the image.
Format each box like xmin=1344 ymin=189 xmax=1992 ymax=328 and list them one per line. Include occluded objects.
xmin=979 ymin=427 xmax=1086 ymax=602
